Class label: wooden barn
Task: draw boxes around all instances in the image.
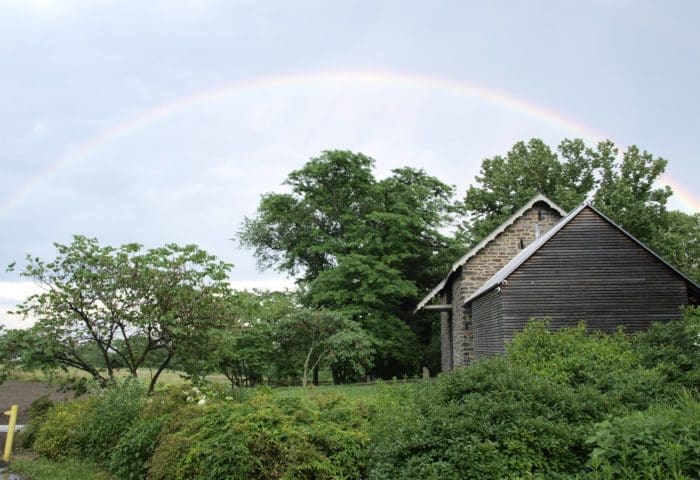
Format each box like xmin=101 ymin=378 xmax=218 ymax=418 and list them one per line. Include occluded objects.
xmin=417 ymin=197 xmax=700 ymax=371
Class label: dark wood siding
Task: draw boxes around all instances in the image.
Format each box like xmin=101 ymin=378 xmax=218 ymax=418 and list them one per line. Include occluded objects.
xmin=500 ymin=207 xmax=688 ymax=345
xmin=473 ymin=288 xmax=504 ymax=357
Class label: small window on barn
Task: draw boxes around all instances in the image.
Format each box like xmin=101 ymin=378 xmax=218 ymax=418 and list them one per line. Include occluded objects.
xmin=538 ymin=210 xmax=543 ymax=221
xmin=518 ymin=238 xmax=525 ymax=249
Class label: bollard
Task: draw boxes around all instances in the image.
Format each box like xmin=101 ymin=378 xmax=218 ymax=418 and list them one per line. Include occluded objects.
xmin=2 ymin=405 xmax=18 ymax=463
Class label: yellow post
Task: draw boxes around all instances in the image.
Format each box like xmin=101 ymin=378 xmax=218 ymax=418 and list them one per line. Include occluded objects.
xmin=2 ymin=405 xmax=18 ymax=462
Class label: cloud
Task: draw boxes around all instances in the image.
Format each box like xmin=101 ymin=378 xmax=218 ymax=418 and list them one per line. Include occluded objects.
xmin=0 ymin=281 xmax=41 ymax=329
xmin=0 ymin=0 xmax=88 ymax=17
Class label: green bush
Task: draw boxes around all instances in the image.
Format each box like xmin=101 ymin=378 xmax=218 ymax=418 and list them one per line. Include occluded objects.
xmin=79 ymin=379 xmax=145 ymax=462
xmin=107 ymin=384 xmax=194 ymax=480
xmin=18 ymin=394 xmax=54 ymax=449
xmin=33 ymin=396 xmax=98 ymax=460
xmin=32 ymin=380 xmax=145 ymax=464
xmin=586 ymin=392 xmax=700 ymax=479
xmin=368 ymin=357 xmax=610 ymax=479
xmin=148 ymin=391 xmax=370 ymax=480
xmin=635 ymin=307 xmax=700 ymax=390
xmin=507 ymin=320 xmax=667 ymax=409
xmin=109 ymin=414 xmax=171 ymax=480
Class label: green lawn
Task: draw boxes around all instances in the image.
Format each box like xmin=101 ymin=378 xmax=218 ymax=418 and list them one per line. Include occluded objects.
xmin=273 ymin=378 xmax=422 ymax=401
xmin=10 ymin=455 xmax=116 ymax=480
xmin=8 ymin=368 xmax=427 ymax=396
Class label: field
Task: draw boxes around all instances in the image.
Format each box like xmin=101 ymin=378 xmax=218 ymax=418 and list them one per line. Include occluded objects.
xmin=6 ymin=367 xmax=203 ymax=386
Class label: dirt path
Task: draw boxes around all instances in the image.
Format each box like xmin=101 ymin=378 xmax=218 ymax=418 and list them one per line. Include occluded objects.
xmin=0 ymin=381 xmax=71 ymax=447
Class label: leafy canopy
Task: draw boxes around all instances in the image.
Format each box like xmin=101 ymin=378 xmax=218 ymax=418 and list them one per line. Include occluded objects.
xmin=239 ymin=150 xmax=464 ymax=376
xmin=461 ymin=138 xmax=697 ymax=280
xmin=8 ymin=235 xmax=233 ymax=392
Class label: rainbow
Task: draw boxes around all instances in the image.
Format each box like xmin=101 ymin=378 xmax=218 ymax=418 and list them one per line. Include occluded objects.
xmin=3 ymin=69 xmax=697 ymax=212
xmin=659 ymin=175 xmax=700 ymax=212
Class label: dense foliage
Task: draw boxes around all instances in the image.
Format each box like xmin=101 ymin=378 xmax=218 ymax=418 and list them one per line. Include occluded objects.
xmin=18 ymin=309 xmax=699 ymax=479
xmin=461 ymin=138 xmax=697 ymax=281
xmin=586 ymin=393 xmax=700 ymax=480
xmin=239 ymin=150 xmax=464 ymax=376
xmin=148 ymin=392 xmax=370 ymax=480
xmin=368 ymin=310 xmax=700 ymax=479
xmin=6 ymin=237 xmax=233 ymax=392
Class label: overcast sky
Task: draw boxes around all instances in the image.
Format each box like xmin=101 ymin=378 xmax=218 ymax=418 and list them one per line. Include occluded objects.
xmin=1 ymin=0 xmax=699 ymax=328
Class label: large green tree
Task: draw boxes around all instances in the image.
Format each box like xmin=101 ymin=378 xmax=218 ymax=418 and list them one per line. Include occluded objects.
xmin=461 ymin=139 xmax=696 ymax=280
xmin=460 ymin=138 xmax=596 ymax=244
xmin=8 ymin=236 xmax=233 ymax=392
xmin=239 ymin=150 xmax=463 ymax=376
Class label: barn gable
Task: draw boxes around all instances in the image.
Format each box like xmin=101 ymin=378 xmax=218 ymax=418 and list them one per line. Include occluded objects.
xmin=415 ymin=193 xmax=566 ymax=372
xmin=467 ymin=203 xmax=700 ymax=358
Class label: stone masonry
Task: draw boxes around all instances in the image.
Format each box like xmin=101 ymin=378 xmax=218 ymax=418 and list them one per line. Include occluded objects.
xmin=444 ymin=201 xmax=562 ymax=370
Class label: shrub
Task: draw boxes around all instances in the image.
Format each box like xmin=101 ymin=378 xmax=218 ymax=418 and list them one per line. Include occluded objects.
xmin=368 ymin=357 xmax=611 ymax=479
xmin=18 ymin=394 xmax=54 ymax=449
xmin=109 ymin=414 xmax=171 ymax=480
xmin=507 ymin=320 xmax=667 ymax=409
xmin=32 ymin=379 xmax=145 ymax=464
xmin=586 ymin=392 xmax=700 ymax=479
xmin=635 ymin=306 xmax=700 ymax=390
xmin=148 ymin=391 xmax=370 ymax=480
xmin=33 ymin=396 xmax=98 ymax=460
xmin=108 ymin=384 xmax=195 ymax=480
xmin=79 ymin=379 xmax=145 ymax=462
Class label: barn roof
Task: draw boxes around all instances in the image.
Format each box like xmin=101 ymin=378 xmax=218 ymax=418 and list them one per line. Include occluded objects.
xmin=465 ymin=202 xmax=700 ymax=305
xmin=414 ymin=193 xmax=567 ymax=313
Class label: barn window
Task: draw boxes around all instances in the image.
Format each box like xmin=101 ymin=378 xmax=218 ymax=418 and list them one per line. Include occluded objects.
xmin=518 ymin=238 xmax=525 ymax=249
xmin=538 ymin=210 xmax=543 ymax=221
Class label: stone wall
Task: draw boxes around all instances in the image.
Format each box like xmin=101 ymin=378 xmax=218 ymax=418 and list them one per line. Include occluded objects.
xmin=448 ymin=202 xmax=562 ymax=369
xmin=440 ymin=291 xmax=453 ymax=372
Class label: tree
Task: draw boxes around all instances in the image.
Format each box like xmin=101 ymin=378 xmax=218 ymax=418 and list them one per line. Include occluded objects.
xmin=240 ymin=150 xmax=377 ymax=282
xmin=8 ymin=236 xmax=233 ymax=393
xmin=212 ymin=290 xmax=296 ymax=388
xmin=460 ymin=139 xmax=694 ymax=277
xmin=648 ymin=211 xmax=700 ymax=282
xmin=306 ymin=254 xmax=420 ymax=376
xmin=239 ymin=150 xmax=463 ymax=377
xmin=0 ymin=326 xmax=22 ymax=383
xmin=275 ymin=309 xmax=373 ymax=386
xmin=461 ymin=138 xmax=595 ymax=244
xmin=591 ymin=141 xmax=672 ymax=244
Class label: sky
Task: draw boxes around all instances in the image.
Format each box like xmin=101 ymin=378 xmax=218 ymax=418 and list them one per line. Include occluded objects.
xmin=1 ymin=0 xmax=699 ymax=329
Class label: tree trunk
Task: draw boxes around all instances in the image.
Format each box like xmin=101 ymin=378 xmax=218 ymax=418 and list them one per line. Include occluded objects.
xmin=148 ymin=350 xmax=174 ymax=394
xmin=313 ymin=364 xmax=319 ymax=386
xmin=331 ymin=366 xmax=339 ymax=385
xmin=303 ymin=345 xmax=314 ymax=387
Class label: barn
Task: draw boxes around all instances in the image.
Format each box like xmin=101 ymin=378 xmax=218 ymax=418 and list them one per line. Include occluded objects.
xmin=417 ymin=196 xmax=700 ymax=372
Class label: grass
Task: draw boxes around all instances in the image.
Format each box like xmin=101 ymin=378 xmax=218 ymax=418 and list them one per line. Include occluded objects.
xmin=8 ymin=367 xmax=203 ymax=386
xmin=9 ymin=455 xmax=116 ymax=480
xmin=274 ymin=378 xmax=422 ymax=401
xmin=8 ymin=368 xmax=427 ymax=394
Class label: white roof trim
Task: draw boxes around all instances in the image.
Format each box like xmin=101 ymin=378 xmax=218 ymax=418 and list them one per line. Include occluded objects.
xmin=414 ymin=193 xmax=567 ymax=313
